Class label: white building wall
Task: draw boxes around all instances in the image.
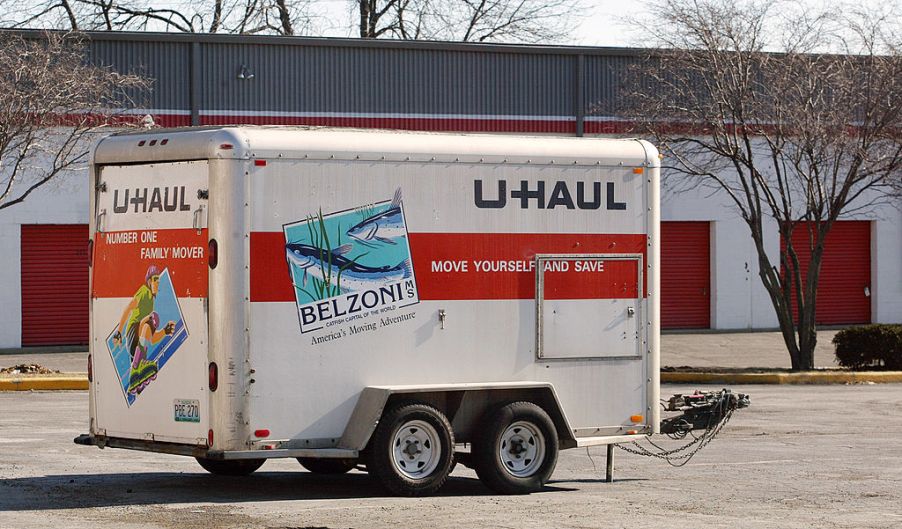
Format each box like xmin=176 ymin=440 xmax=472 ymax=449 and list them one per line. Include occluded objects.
xmin=0 ymin=170 xmax=89 ymax=348
xmin=662 ymin=176 xmax=902 ymax=330
xmin=872 ymin=207 xmax=902 ymax=324
xmin=0 ymin=140 xmax=899 ymax=347
xmin=661 ymin=182 xmax=780 ymax=330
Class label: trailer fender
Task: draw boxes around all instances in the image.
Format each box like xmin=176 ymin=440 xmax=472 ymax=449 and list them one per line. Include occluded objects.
xmin=337 ymin=382 xmax=576 ymax=452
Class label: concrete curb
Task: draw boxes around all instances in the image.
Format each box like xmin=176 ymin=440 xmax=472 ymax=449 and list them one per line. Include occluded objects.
xmin=3 ymin=371 xmax=902 ymax=391
xmin=661 ymin=371 xmax=902 ymax=385
xmin=0 ymin=374 xmax=88 ymax=391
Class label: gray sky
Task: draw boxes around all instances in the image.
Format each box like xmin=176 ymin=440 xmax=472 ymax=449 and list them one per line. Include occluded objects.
xmin=570 ymin=0 xmax=635 ymax=47
xmin=568 ymin=0 xmax=897 ymax=48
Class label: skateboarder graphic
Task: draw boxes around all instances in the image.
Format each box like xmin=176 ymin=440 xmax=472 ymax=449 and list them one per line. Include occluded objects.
xmin=111 ymin=265 xmax=175 ymax=394
xmin=127 ymin=311 xmax=175 ymax=394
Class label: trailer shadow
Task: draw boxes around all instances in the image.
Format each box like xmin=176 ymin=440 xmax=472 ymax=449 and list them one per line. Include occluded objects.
xmin=0 ymin=471 xmax=575 ymax=510
xmin=549 ymin=477 xmax=649 ymax=484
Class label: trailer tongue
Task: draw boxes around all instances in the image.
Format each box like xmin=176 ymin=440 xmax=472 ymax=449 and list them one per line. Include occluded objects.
xmin=661 ymin=389 xmax=751 ymax=437
xmin=608 ymin=389 xmax=750 ymax=472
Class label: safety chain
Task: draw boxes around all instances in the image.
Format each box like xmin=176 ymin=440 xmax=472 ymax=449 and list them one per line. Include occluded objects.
xmin=616 ymin=391 xmax=737 ymax=467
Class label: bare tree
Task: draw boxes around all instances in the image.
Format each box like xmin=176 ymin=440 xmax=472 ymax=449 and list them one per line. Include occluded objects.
xmin=0 ymin=0 xmax=317 ymax=35
xmin=356 ymin=0 xmax=583 ymax=42
xmin=0 ymin=32 xmax=149 ymax=211
xmin=0 ymin=0 xmax=580 ymax=42
xmin=617 ymin=0 xmax=901 ymax=370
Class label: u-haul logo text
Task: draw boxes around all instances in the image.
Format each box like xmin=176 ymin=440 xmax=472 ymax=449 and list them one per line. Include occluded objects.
xmin=474 ymin=180 xmax=626 ymax=210
xmin=113 ymin=186 xmax=192 ymax=214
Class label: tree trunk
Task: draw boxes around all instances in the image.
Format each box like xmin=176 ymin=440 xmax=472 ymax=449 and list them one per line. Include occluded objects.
xmin=752 ymin=229 xmax=814 ymax=370
xmin=275 ymin=0 xmax=294 ymax=35
xmin=795 ymin=241 xmax=826 ymax=370
xmin=360 ymin=0 xmax=371 ymax=38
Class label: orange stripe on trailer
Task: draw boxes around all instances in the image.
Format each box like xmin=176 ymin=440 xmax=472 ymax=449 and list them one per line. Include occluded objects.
xmin=92 ymin=228 xmax=209 ymax=298
xmin=249 ymin=231 xmax=647 ymax=302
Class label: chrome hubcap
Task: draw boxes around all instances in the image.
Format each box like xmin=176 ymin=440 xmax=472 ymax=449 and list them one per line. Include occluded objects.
xmin=391 ymin=420 xmax=441 ymax=479
xmin=499 ymin=421 xmax=545 ymax=478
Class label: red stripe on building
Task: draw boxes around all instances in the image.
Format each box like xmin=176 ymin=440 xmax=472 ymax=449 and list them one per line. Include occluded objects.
xmin=250 ymin=232 xmax=647 ymax=302
xmin=201 ymin=115 xmax=578 ymax=134
xmin=92 ymin=229 xmax=208 ymax=298
xmin=583 ymin=120 xmax=639 ymax=134
xmin=150 ymin=114 xmax=192 ymax=127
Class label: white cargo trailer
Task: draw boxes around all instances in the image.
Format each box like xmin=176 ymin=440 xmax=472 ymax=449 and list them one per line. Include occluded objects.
xmin=78 ymin=126 xmax=661 ymax=495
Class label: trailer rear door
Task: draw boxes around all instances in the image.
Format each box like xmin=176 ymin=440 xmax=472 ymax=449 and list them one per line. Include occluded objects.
xmin=90 ymin=161 xmax=209 ymax=445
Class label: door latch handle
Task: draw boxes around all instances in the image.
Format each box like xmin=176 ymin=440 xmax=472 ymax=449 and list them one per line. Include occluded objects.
xmin=193 ymin=205 xmax=205 ymax=233
xmin=96 ymin=208 xmax=107 ymax=233
xmin=627 ymin=306 xmax=635 ymax=317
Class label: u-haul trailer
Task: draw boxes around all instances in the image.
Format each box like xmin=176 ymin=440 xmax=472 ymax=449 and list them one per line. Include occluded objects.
xmin=77 ymin=126 xmax=661 ymax=496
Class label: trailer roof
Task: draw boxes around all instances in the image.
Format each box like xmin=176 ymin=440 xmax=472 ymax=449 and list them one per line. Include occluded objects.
xmin=91 ymin=126 xmax=659 ymax=167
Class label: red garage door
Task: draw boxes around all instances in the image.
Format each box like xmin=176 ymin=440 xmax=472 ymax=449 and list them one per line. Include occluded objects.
xmin=21 ymin=224 xmax=90 ymax=346
xmin=661 ymin=222 xmax=711 ymax=329
xmin=781 ymin=221 xmax=871 ymax=325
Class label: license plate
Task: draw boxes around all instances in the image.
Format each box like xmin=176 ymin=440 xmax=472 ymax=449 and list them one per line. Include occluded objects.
xmin=173 ymin=399 xmax=200 ymax=423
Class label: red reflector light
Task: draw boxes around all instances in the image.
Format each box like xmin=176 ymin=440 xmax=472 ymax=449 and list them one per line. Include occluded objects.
xmin=161 ymin=138 xmax=168 ymax=145
xmin=137 ymin=140 xmax=146 ymax=146
xmin=208 ymin=429 xmax=214 ymax=447
xmin=254 ymin=159 xmax=267 ymax=166
xmin=254 ymin=429 xmax=271 ymax=438
xmin=87 ymin=354 xmax=93 ymax=383
xmin=208 ymin=362 xmax=218 ymax=392
xmin=208 ymin=239 xmax=218 ymax=269
xmin=219 ymin=143 xmax=234 ymax=150
xmin=87 ymin=238 xmax=93 ymax=267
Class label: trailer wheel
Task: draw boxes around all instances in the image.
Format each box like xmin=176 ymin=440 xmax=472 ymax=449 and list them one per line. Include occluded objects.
xmin=366 ymin=403 xmax=454 ymax=496
xmin=195 ymin=457 xmax=265 ymax=476
xmin=296 ymin=458 xmax=357 ymax=474
xmin=472 ymin=401 xmax=558 ymax=494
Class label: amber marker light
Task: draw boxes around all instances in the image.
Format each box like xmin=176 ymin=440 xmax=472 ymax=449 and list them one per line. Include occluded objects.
xmin=632 ymin=167 xmax=644 ymax=174
xmin=630 ymin=415 xmax=644 ymax=423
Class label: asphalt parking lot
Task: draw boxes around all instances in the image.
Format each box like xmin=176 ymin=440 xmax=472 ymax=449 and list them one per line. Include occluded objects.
xmin=2 ymin=384 xmax=901 ymax=529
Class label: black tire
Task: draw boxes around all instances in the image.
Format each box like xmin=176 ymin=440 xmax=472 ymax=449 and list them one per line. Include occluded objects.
xmin=366 ymin=402 xmax=454 ymax=496
xmin=297 ymin=457 xmax=357 ymax=474
xmin=472 ymin=401 xmax=559 ymax=494
xmin=195 ymin=457 xmax=265 ymax=476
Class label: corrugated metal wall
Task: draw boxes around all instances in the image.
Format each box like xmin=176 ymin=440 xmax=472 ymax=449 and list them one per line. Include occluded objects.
xmin=199 ymin=45 xmax=573 ymax=114
xmin=76 ymin=32 xmax=643 ymax=132
xmin=89 ymin=38 xmax=192 ymax=119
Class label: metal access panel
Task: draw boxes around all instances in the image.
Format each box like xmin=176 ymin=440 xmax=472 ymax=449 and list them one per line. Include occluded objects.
xmin=536 ymin=254 xmax=643 ymax=360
